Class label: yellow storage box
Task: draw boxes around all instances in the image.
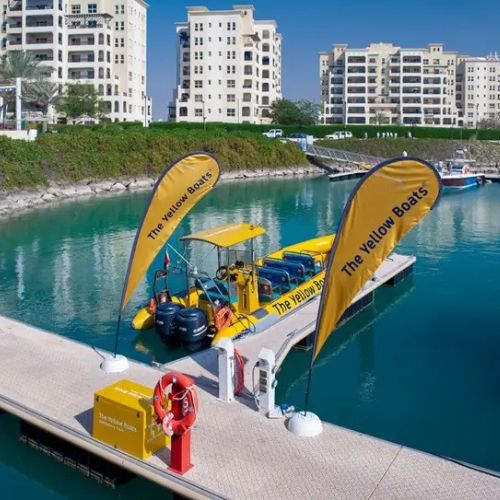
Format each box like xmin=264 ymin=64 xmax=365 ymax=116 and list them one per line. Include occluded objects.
xmin=92 ymin=379 xmax=169 ymax=460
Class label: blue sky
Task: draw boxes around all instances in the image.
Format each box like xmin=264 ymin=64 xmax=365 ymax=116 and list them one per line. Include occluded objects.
xmin=147 ymin=0 xmax=500 ymax=119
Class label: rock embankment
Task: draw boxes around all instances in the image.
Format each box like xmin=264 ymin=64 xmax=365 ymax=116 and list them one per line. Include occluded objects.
xmin=0 ymin=166 xmax=319 ymax=218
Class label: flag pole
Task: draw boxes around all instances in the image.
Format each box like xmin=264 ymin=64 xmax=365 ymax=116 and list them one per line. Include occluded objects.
xmin=113 ymin=313 xmax=122 ymax=358
xmin=302 ymin=348 xmax=315 ymax=416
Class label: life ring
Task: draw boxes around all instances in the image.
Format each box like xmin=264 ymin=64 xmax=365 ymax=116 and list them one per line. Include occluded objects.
xmin=214 ymin=305 xmax=232 ymax=331
xmin=149 ymin=298 xmax=156 ymax=314
xmin=153 ymin=372 xmax=198 ymax=437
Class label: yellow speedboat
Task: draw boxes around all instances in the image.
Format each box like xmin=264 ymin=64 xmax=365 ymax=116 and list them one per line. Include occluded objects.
xmin=132 ymin=222 xmax=334 ymax=351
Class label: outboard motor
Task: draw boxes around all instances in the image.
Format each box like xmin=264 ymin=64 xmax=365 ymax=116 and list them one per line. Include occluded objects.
xmin=155 ymin=302 xmax=184 ymax=344
xmin=176 ymin=308 xmax=209 ymax=352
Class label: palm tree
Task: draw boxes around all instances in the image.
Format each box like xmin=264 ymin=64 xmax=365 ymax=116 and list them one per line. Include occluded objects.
xmin=0 ymin=50 xmax=53 ymax=123
xmin=23 ymin=79 xmax=61 ymax=132
xmin=0 ymin=50 xmax=53 ymax=80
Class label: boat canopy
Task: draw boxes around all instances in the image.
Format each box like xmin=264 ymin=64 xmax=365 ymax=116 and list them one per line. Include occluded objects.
xmin=179 ymin=222 xmax=266 ymax=248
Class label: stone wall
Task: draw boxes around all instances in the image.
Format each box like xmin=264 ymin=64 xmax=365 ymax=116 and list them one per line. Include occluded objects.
xmin=0 ymin=165 xmax=320 ymax=218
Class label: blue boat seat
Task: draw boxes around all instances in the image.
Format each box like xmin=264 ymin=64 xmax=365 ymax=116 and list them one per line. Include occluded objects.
xmin=282 ymin=252 xmax=318 ymax=276
xmin=257 ymin=277 xmax=281 ymax=303
xmin=196 ymin=277 xmax=236 ymax=304
xmin=262 ymin=258 xmax=306 ymax=285
xmin=256 ymin=266 xmax=291 ymax=296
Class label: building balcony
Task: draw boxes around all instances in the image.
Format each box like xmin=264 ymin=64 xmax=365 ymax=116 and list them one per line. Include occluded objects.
xmin=423 ymin=88 xmax=441 ymax=95
xmin=423 ymin=78 xmax=442 ymax=85
xmin=402 ymin=67 xmax=421 ymax=73
xmin=423 ymin=98 xmax=441 ymax=105
xmin=347 ymin=97 xmax=365 ymax=104
xmin=68 ymin=38 xmax=95 ymax=47
xmin=8 ymin=2 xmax=23 ymax=12
xmin=347 ymin=87 xmax=365 ymax=94
xmin=26 ymin=3 xmax=56 ymax=13
xmin=402 ymin=57 xmax=421 ymax=64
xmin=390 ymin=68 xmax=401 ymax=74
xmin=8 ymin=39 xmax=22 ymax=46
xmin=402 ymin=107 xmax=422 ymax=114
xmin=68 ymin=55 xmax=96 ymax=64
xmin=402 ymin=87 xmax=421 ymax=94
xmin=68 ymin=71 xmax=95 ymax=80
xmin=402 ymin=77 xmax=421 ymax=84
xmin=347 ymin=67 xmax=366 ymax=74
xmin=347 ymin=57 xmax=366 ymax=64
xmin=424 ymin=109 xmax=441 ymax=115
xmin=403 ymin=97 xmax=421 ymax=104
xmin=347 ymin=77 xmax=365 ymax=84
xmin=6 ymin=22 xmax=23 ymax=34
xmin=26 ymin=37 xmax=54 ymax=48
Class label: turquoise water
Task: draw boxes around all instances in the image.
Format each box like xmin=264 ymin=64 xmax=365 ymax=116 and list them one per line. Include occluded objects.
xmin=1 ymin=176 xmax=500 ymax=497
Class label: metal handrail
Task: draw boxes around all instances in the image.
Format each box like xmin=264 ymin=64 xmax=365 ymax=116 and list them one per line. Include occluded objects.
xmin=305 ymin=144 xmax=384 ymax=165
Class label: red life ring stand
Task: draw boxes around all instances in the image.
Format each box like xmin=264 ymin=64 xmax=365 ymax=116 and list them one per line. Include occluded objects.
xmin=153 ymin=372 xmax=198 ymax=437
xmin=214 ymin=304 xmax=232 ymax=331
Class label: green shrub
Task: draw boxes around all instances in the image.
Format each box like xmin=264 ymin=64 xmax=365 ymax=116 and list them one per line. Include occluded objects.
xmin=0 ymin=129 xmax=306 ymax=190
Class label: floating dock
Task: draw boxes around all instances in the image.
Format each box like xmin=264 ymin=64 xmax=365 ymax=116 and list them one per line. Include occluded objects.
xmin=328 ymin=170 xmax=366 ymax=182
xmin=0 ymin=253 xmax=499 ymax=499
xmin=485 ymin=174 xmax=500 ymax=183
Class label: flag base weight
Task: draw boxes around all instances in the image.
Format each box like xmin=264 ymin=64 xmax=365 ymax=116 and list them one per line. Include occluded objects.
xmin=288 ymin=411 xmax=323 ymax=437
xmin=100 ymin=354 xmax=130 ymax=373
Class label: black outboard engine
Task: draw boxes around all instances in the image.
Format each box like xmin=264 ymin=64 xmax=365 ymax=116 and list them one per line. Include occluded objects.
xmin=176 ymin=308 xmax=209 ymax=352
xmin=155 ymin=302 xmax=184 ymax=344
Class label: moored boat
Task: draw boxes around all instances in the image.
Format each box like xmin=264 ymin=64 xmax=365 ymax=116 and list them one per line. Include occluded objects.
xmin=132 ymin=222 xmax=333 ymax=351
xmin=438 ymin=149 xmax=485 ymax=189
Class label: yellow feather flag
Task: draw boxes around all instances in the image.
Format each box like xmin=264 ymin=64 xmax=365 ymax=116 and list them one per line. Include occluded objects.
xmin=119 ymin=152 xmax=220 ymax=312
xmin=313 ymin=157 xmax=441 ymax=359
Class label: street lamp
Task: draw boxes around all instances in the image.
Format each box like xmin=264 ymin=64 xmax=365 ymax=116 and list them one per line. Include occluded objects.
xmin=475 ymin=103 xmax=479 ymax=129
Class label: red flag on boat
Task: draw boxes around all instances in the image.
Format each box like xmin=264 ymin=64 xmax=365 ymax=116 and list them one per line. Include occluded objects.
xmin=164 ymin=248 xmax=170 ymax=269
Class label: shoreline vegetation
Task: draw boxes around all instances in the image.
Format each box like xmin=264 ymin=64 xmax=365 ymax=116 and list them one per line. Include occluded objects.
xmin=2 ymin=124 xmax=500 ymax=217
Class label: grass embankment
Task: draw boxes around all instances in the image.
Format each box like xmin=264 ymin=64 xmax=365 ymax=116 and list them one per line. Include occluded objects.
xmin=316 ymin=138 xmax=500 ymax=164
xmin=0 ymin=128 xmax=307 ymax=190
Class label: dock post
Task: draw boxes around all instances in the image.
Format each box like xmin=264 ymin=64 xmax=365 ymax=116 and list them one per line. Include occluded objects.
xmin=168 ymin=375 xmax=195 ymax=475
xmin=257 ymin=348 xmax=281 ymax=418
xmin=216 ymin=338 xmax=234 ymax=403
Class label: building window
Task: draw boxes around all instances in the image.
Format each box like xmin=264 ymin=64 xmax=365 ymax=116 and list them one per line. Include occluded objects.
xmin=88 ymin=3 xmax=97 ymax=13
xmin=121 ymin=38 xmax=124 ymax=47
xmin=195 ymin=109 xmax=203 ymax=117
xmin=129 ymin=71 xmax=132 ymax=81
xmin=71 ymin=4 xmax=81 ymax=14
xmin=121 ymin=4 xmax=125 ymax=14
xmin=120 ymin=21 xmax=124 ymax=31
xmin=227 ymin=109 xmax=236 ymax=117
xmin=227 ymin=80 xmax=235 ymax=88
xmin=115 ymin=54 xmax=119 ymax=63
xmin=115 ymin=5 xmax=119 ymax=14
xmin=120 ymin=54 xmax=124 ymax=63
xmin=195 ymin=80 xmax=203 ymax=88
xmin=195 ymin=95 xmax=203 ymax=102
xmin=232 ymin=22 xmax=236 ymax=30
xmin=227 ymin=94 xmax=235 ymax=102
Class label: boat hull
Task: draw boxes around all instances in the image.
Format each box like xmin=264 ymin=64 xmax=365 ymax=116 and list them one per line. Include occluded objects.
xmin=441 ymin=173 xmax=485 ymax=189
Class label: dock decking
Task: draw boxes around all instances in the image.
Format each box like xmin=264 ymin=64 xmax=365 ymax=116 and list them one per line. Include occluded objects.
xmin=328 ymin=170 xmax=366 ymax=182
xmin=0 ymin=253 xmax=499 ymax=499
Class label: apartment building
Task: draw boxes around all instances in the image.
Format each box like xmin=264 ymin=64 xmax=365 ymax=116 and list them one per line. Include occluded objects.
xmin=456 ymin=54 xmax=500 ymax=128
xmin=319 ymin=43 xmax=459 ymax=127
xmin=170 ymin=5 xmax=282 ymax=124
xmin=0 ymin=0 xmax=151 ymax=124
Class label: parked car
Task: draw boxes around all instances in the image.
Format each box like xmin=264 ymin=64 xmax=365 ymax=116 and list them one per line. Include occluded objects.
xmin=324 ymin=131 xmax=353 ymax=140
xmin=262 ymin=129 xmax=284 ymax=139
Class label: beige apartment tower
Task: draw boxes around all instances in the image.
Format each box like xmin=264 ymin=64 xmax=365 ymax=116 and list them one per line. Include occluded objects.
xmin=320 ymin=42 xmax=500 ymax=128
xmin=0 ymin=0 xmax=152 ymax=124
xmin=170 ymin=5 xmax=282 ymax=124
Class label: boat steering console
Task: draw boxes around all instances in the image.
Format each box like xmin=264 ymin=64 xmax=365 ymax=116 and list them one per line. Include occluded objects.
xmin=215 ymin=260 xmax=245 ymax=281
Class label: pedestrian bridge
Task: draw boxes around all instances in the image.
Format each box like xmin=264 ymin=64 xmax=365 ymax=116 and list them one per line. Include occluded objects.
xmin=305 ymin=144 xmax=384 ymax=168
